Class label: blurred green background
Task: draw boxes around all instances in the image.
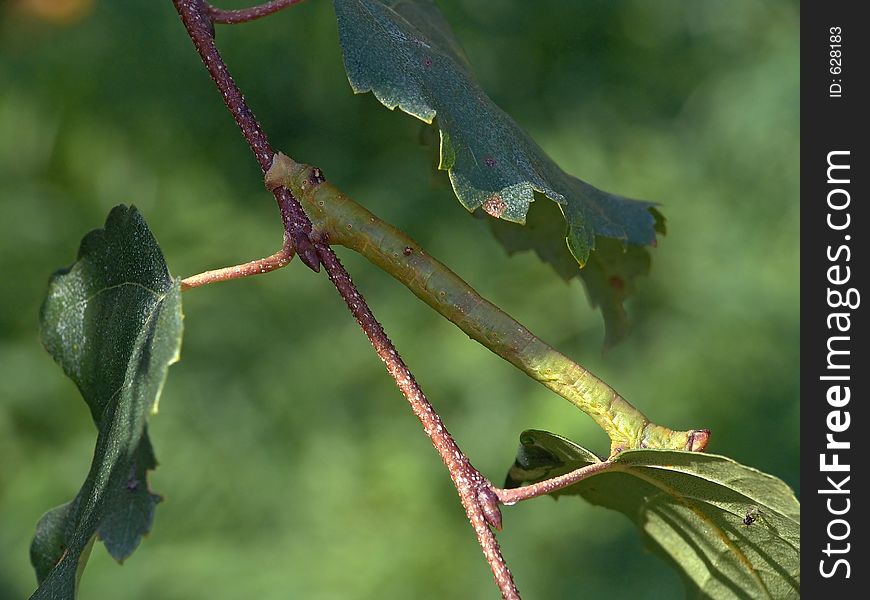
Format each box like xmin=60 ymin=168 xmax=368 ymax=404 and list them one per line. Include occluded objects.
xmin=1 ymin=0 xmax=799 ymax=598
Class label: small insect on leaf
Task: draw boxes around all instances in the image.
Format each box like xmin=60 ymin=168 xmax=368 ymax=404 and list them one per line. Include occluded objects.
xmin=308 ymin=166 xmax=326 ymax=185
xmin=743 ymin=506 xmax=761 ymax=526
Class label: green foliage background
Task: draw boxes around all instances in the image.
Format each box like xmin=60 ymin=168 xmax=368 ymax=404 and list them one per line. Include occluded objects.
xmin=0 ymin=1 xmax=798 ymax=598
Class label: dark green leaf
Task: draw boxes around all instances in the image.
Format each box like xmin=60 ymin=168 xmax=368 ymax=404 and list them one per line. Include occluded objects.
xmin=332 ymin=0 xmax=661 ymax=267
xmin=508 ymin=430 xmax=800 ymax=599
xmin=31 ymin=205 xmax=182 ymax=599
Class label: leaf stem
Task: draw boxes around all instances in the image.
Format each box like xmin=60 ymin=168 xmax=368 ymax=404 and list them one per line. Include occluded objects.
xmin=495 ymin=461 xmax=614 ymax=506
xmin=172 ymin=2 xmax=520 ymax=597
xmin=268 ymin=155 xmax=710 ymax=455
xmin=208 ymin=0 xmax=305 ymax=25
xmin=181 ymin=243 xmax=294 ymax=290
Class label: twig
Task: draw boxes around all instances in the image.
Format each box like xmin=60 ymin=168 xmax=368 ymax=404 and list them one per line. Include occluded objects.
xmin=172 ymin=1 xmax=520 ymax=597
xmin=181 ymin=243 xmax=294 ymax=290
xmin=208 ymin=0 xmax=305 ymax=25
xmin=317 ymin=244 xmax=519 ymax=598
xmin=494 ymin=461 xmax=615 ymax=506
xmin=173 ymin=0 xmax=319 ymax=271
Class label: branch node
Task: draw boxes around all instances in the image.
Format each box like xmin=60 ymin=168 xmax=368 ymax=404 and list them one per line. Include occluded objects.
xmin=296 ymin=240 xmax=321 ymax=272
xmin=477 ymin=486 xmax=503 ymax=531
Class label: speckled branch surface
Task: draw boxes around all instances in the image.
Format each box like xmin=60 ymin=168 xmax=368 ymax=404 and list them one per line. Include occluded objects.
xmin=266 ymin=154 xmax=710 ymax=456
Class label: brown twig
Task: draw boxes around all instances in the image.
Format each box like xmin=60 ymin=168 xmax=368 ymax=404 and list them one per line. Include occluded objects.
xmin=494 ymin=461 xmax=615 ymax=506
xmin=208 ymin=0 xmax=305 ymax=25
xmin=172 ymin=1 xmax=520 ymax=596
xmin=317 ymin=245 xmax=519 ymax=598
xmin=181 ymin=244 xmax=294 ymax=290
xmin=173 ymin=0 xmax=319 ymax=271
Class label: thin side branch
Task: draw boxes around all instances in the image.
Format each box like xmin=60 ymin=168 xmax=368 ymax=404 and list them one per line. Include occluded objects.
xmin=494 ymin=461 xmax=615 ymax=506
xmin=208 ymin=0 xmax=305 ymax=25
xmin=181 ymin=244 xmax=294 ymax=290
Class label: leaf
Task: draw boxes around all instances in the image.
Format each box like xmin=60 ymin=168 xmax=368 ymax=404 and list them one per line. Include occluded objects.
xmin=507 ymin=430 xmax=800 ymax=600
xmin=332 ymin=0 xmax=661 ymax=268
xmin=31 ymin=205 xmax=183 ymax=599
xmin=488 ymin=199 xmax=664 ymax=347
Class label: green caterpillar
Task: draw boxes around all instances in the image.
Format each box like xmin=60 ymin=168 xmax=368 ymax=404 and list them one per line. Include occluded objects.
xmin=266 ymin=152 xmax=709 ymax=455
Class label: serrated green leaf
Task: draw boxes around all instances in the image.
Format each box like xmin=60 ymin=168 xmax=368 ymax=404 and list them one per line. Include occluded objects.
xmin=507 ymin=430 xmax=800 ymax=600
xmin=31 ymin=205 xmax=182 ymax=599
xmin=332 ymin=0 xmax=661 ymax=267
